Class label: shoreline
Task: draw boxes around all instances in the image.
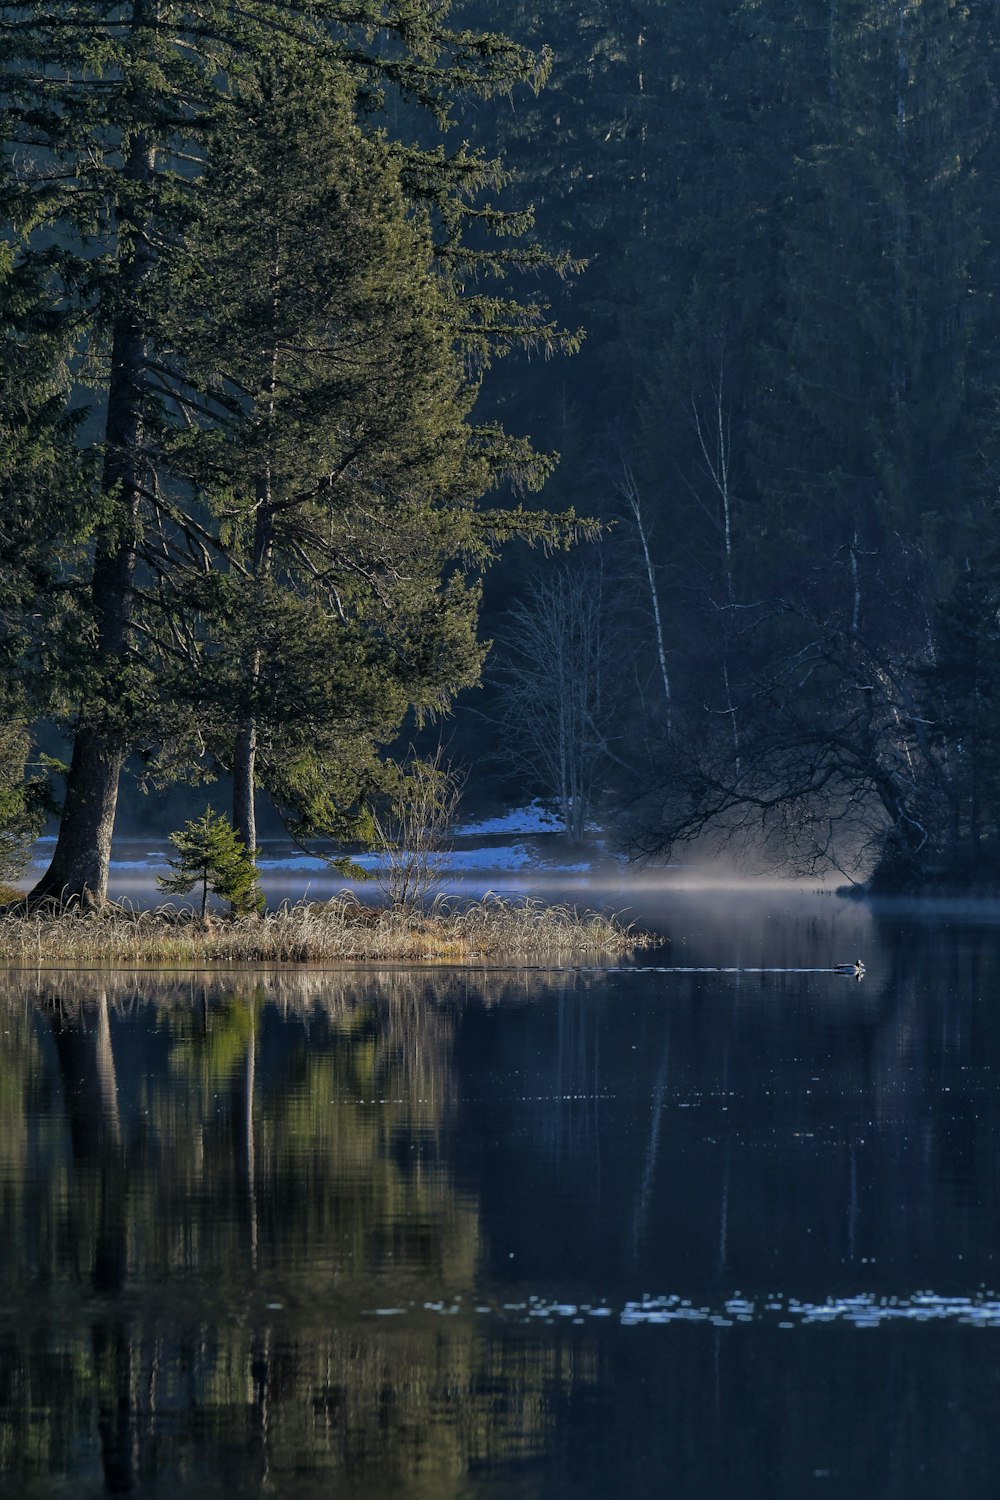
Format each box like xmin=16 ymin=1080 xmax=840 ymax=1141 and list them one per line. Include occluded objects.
xmin=0 ymin=894 xmax=653 ymax=966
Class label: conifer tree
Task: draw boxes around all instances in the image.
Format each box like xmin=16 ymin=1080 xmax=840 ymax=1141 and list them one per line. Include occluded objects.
xmin=0 ymin=0 xmax=578 ymax=904
xmin=152 ymin=55 xmax=582 ymax=859
xmin=0 ymin=247 xmax=94 ymax=876
xmin=766 ymin=0 xmax=992 ymax=560
xmin=157 ymin=809 xmax=262 ymax=917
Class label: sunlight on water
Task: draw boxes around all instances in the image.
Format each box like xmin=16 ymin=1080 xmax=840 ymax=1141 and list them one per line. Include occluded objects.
xmin=354 ymin=1289 xmax=1000 ymax=1330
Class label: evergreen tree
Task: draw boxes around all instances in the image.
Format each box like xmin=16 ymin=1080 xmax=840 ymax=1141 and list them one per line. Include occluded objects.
xmin=157 ymin=809 xmax=262 ymax=917
xmin=764 ymin=0 xmax=992 ymax=559
xmin=0 ymin=247 xmax=93 ymax=878
xmin=151 ymin=56 xmax=582 ymax=858
xmin=0 ymin=721 xmax=47 ymax=883
xmin=1 ymin=0 xmax=577 ymax=904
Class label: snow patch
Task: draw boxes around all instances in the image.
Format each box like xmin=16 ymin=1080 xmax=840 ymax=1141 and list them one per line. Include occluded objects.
xmin=353 ymin=844 xmax=539 ymax=872
xmin=99 ymin=843 xmax=595 ymax=876
xmin=454 ymin=800 xmax=564 ymax=837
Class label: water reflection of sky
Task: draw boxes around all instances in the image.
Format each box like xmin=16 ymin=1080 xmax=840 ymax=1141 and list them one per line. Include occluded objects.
xmin=3 ymin=899 xmax=1000 ymax=1496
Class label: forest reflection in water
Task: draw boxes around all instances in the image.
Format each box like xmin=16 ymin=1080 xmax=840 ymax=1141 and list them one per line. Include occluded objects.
xmin=0 ymin=967 xmax=591 ymax=1499
xmin=4 ymin=899 xmax=1000 ymax=1496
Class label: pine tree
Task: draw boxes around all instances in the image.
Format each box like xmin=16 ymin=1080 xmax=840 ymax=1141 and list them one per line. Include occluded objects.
xmin=157 ymin=809 xmax=262 ymax=917
xmin=0 ymin=247 xmax=94 ymax=877
xmin=147 ymin=54 xmax=583 ymax=858
xmin=1 ymin=0 xmax=578 ymax=904
xmin=765 ymin=0 xmax=992 ymax=560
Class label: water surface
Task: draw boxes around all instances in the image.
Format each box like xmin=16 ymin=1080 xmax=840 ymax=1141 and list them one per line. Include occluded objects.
xmin=2 ymin=893 xmax=999 ymax=1496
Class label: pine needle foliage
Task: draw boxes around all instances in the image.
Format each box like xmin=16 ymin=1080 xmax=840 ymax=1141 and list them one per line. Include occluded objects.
xmin=3 ymin=0 xmax=585 ymax=905
xmin=157 ymin=809 xmax=263 ymax=918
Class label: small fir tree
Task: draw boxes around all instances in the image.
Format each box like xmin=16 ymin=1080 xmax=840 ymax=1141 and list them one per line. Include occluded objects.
xmin=158 ymin=810 xmax=263 ymax=918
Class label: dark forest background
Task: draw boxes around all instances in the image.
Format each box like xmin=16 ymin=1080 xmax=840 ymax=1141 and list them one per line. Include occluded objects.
xmin=6 ymin=0 xmax=1000 ymax=893
xmin=446 ymin=0 xmax=1000 ymax=888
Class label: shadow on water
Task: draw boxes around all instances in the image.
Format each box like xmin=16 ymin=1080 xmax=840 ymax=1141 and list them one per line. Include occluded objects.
xmin=3 ymin=895 xmax=1000 ymax=1496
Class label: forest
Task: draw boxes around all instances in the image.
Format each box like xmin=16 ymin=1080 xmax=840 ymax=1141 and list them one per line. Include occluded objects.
xmin=3 ymin=0 xmax=1000 ymax=902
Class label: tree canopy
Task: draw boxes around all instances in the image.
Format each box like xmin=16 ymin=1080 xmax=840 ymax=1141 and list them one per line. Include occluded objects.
xmin=1 ymin=0 xmax=583 ymax=902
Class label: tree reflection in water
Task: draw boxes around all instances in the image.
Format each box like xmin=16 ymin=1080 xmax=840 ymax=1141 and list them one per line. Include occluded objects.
xmin=0 ymin=969 xmax=589 ymax=1498
xmin=3 ymin=912 xmax=1000 ymax=1499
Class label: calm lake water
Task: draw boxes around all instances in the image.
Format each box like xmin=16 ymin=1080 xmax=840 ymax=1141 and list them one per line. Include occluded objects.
xmin=4 ymin=890 xmax=1000 ymax=1497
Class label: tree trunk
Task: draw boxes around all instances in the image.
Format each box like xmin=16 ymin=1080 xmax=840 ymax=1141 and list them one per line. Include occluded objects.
xmin=31 ymin=31 xmax=156 ymax=906
xmin=233 ymin=716 xmax=258 ymax=856
xmin=618 ymin=459 xmax=671 ymax=730
xmin=31 ymin=339 xmax=144 ymax=904
xmin=30 ymin=728 xmax=124 ymax=907
xmin=231 ymin=237 xmax=280 ymax=859
xmin=232 ymin=468 xmax=273 ymax=857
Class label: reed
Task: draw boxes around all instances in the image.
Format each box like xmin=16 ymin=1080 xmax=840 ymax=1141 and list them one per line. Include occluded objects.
xmin=0 ymin=894 xmax=651 ymax=966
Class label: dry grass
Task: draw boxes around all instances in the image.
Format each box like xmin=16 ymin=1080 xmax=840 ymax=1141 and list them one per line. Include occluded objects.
xmin=0 ymin=894 xmax=652 ymax=967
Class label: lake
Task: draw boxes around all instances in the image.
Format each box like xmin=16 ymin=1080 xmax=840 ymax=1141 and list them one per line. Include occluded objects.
xmin=3 ymin=889 xmax=1000 ymax=1497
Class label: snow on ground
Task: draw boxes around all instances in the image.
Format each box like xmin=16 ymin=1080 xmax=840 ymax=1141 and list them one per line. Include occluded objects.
xmin=259 ymin=844 xmax=593 ymax=874
xmin=31 ymin=847 xmax=581 ymax=875
xmin=254 ymin=846 xmax=538 ymax=874
xmin=360 ymin=844 xmax=589 ymax=873
xmin=351 ymin=843 xmax=583 ymax=872
xmin=32 ymin=801 xmax=596 ymax=881
xmin=353 ymin=847 xmax=536 ymax=872
xmin=104 ymin=843 xmax=573 ymax=874
xmin=453 ymin=801 xmax=564 ymax=837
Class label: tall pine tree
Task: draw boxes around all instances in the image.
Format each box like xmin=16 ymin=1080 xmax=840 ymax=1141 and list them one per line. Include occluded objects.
xmin=1 ymin=0 xmax=576 ymax=902
xmin=154 ymin=57 xmax=576 ymax=855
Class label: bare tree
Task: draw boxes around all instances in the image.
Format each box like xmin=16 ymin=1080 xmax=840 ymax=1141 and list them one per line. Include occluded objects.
xmin=495 ymin=560 xmax=619 ymax=843
xmin=613 ymin=459 xmax=672 ymax=733
xmin=690 ymin=358 xmax=741 ymax=778
xmin=609 ymin=349 xmax=744 ymax=774
xmin=370 ymin=748 xmax=464 ymax=911
xmin=625 ymin=571 xmax=949 ymax=884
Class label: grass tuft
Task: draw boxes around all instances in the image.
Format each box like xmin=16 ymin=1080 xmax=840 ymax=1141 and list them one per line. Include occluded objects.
xmin=0 ymin=893 xmax=653 ymax=967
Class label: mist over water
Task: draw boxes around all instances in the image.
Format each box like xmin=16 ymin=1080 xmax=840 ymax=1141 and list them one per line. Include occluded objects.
xmin=58 ymin=829 xmax=877 ymax=930
xmin=2 ymin=894 xmax=1000 ymax=1495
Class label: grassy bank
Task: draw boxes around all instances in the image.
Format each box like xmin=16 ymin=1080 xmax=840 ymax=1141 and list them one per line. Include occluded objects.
xmin=0 ymin=895 xmax=652 ymax=966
